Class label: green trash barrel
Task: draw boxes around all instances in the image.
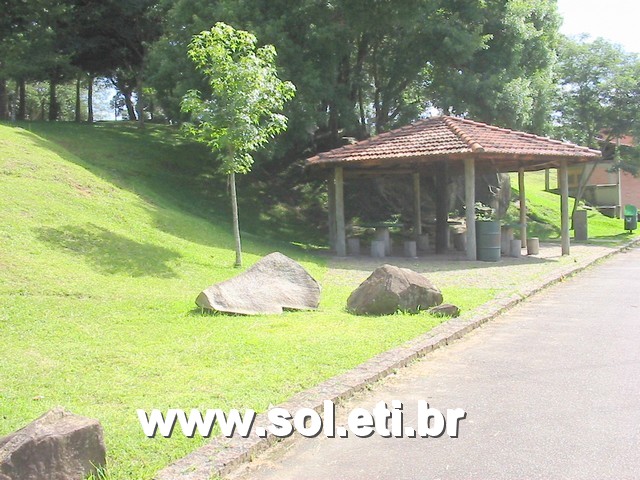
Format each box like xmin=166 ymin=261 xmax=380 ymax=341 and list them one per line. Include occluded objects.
xmin=624 ymin=205 xmax=638 ymax=232
xmin=476 ymin=220 xmax=501 ymax=262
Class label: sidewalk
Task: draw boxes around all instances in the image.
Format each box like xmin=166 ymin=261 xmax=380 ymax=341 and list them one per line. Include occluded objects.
xmin=155 ymin=238 xmax=639 ymax=480
xmin=229 ymin=243 xmax=640 ymax=479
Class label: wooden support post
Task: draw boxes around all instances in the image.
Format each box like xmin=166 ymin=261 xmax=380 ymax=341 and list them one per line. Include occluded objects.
xmin=435 ymin=163 xmax=449 ymax=254
xmin=334 ymin=167 xmax=347 ymax=257
xmin=464 ymin=158 xmax=477 ymax=261
xmin=559 ymin=159 xmax=570 ymax=255
xmin=327 ymin=176 xmax=336 ymax=250
xmin=412 ymin=172 xmax=422 ymax=240
xmin=518 ymin=167 xmax=527 ymax=248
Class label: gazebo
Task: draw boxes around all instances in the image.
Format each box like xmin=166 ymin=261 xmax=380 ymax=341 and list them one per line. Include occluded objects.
xmin=306 ymin=116 xmax=601 ymax=260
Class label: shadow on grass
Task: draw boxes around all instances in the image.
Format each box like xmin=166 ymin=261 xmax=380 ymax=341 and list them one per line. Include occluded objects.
xmin=36 ymin=224 xmax=181 ymax=278
xmin=9 ymin=123 xmax=314 ymax=256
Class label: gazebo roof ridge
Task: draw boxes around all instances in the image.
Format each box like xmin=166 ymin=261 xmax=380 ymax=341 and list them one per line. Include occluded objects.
xmin=306 ymin=115 xmax=601 ymax=169
xmin=445 ymin=116 xmax=600 ymax=155
xmin=442 ymin=116 xmax=485 ymax=152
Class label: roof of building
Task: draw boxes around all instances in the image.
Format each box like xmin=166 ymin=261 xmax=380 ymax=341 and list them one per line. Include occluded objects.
xmin=306 ymin=116 xmax=601 ymax=172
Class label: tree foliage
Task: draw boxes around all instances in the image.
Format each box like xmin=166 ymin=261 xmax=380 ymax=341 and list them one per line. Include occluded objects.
xmin=181 ymin=23 xmax=295 ymax=266
xmin=429 ymin=0 xmax=561 ymax=134
xmin=557 ymin=36 xmax=640 ymax=150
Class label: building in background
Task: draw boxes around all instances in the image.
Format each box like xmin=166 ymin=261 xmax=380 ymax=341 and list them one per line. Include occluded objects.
xmin=565 ymin=135 xmax=640 ymax=218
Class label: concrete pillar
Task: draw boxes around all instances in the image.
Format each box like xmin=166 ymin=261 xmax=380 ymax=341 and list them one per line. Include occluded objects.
xmin=544 ymin=168 xmax=550 ymax=191
xmin=559 ymin=159 xmax=570 ymax=255
xmin=334 ymin=167 xmax=346 ymax=257
xmin=464 ymin=158 xmax=477 ymax=261
xmin=327 ymin=177 xmax=336 ymax=250
xmin=412 ymin=172 xmax=422 ymax=240
xmin=617 ymin=168 xmax=623 ymax=219
xmin=518 ymin=167 xmax=527 ymax=248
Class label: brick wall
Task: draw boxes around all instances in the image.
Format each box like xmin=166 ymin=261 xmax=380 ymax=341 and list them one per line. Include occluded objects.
xmin=621 ymin=171 xmax=640 ymax=208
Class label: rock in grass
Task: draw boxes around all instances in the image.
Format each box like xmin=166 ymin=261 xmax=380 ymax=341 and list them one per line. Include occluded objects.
xmin=0 ymin=407 xmax=106 ymax=480
xmin=196 ymin=252 xmax=321 ymax=315
xmin=347 ymin=264 xmax=442 ymax=315
xmin=429 ymin=303 xmax=461 ymax=318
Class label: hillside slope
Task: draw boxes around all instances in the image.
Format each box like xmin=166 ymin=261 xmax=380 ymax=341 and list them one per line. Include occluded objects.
xmin=0 ymin=122 xmax=449 ymax=478
xmin=0 ymin=122 xmax=305 ymax=477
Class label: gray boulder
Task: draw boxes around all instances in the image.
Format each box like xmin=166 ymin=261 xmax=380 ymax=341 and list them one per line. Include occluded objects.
xmin=347 ymin=264 xmax=443 ymax=315
xmin=0 ymin=407 xmax=106 ymax=480
xmin=196 ymin=252 xmax=321 ymax=315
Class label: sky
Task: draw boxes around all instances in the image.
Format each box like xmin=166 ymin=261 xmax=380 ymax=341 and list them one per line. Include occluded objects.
xmin=557 ymin=0 xmax=640 ymax=53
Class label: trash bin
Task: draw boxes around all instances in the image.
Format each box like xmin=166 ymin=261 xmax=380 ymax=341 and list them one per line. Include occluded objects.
xmin=624 ymin=204 xmax=638 ymax=232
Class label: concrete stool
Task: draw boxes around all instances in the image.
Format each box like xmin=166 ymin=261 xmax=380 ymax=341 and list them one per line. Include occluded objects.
xmin=574 ymin=210 xmax=588 ymax=241
xmin=417 ymin=234 xmax=430 ymax=252
xmin=371 ymin=240 xmax=386 ymax=258
xmin=453 ymin=232 xmax=466 ymax=252
xmin=404 ymin=240 xmax=417 ymax=258
xmin=501 ymin=227 xmax=514 ymax=255
xmin=374 ymin=228 xmax=392 ymax=256
xmin=526 ymin=237 xmax=540 ymax=255
xmin=347 ymin=237 xmax=360 ymax=256
xmin=510 ymin=239 xmax=522 ymax=258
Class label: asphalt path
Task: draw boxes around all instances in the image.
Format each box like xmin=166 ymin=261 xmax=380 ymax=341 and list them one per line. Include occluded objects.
xmin=229 ymin=246 xmax=640 ymax=480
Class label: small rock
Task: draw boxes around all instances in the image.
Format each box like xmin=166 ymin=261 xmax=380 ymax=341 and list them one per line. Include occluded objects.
xmin=347 ymin=264 xmax=442 ymax=315
xmin=0 ymin=407 xmax=106 ymax=480
xmin=429 ymin=303 xmax=461 ymax=318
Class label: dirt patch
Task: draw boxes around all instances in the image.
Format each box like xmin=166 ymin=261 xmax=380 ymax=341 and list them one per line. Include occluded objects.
xmin=70 ymin=182 xmax=93 ymax=197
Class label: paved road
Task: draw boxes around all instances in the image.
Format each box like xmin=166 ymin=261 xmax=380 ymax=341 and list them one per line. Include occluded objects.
xmin=229 ymin=246 xmax=640 ymax=480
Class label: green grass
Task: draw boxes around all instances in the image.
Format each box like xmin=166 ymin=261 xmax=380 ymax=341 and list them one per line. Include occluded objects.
xmin=2 ymin=122 xmax=631 ymax=478
xmin=508 ymin=170 xmax=638 ymax=242
xmin=0 ymin=122 xmax=491 ymax=479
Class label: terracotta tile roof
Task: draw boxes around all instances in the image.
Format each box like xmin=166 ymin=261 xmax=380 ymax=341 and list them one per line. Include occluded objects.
xmin=306 ymin=116 xmax=601 ymax=170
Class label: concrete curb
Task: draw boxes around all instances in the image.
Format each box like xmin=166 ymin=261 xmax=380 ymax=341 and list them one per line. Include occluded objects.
xmin=155 ymin=238 xmax=640 ymax=480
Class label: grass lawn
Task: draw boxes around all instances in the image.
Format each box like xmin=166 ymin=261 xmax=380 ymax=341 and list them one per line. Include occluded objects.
xmin=0 ymin=122 xmax=493 ymax=479
xmin=1 ymin=122 xmax=634 ymax=478
xmin=509 ymin=169 xmax=637 ymax=242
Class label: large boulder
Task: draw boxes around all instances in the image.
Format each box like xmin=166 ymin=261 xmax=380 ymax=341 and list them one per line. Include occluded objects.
xmin=0 ymin=407 xmax=106 ymax=480
xmin=196 ymin=252 xmax=321 ymax=315
xmin=347 ymin=264 xmax=442 ymax=315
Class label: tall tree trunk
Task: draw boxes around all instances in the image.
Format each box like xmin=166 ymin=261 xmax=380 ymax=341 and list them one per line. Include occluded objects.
xmin=17 ymin=79 xmax=26 ymax=121
xmin=358 ymin=86 xmax=367 ymax=138
xmin=75 ymin=76 xmax=82 ymax=122
xmin=327 ymin=103 xmax=339 ymax=148
xmin=229 ymin=172 xmax=243 ymax=267
xmin=136 ymin=70 xmax=145 ymax=129
xmin=48 ymin=79 xmax=58 ymax=121
xmin=87 ymin=76 xmax=94 ymax=123
xmin=123 ymin=90 xmax=136 ymax=121
xmin=0 ymin=78 xmax=7 ymax=120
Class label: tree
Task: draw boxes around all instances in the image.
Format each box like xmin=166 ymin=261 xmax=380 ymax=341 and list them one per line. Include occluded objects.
xmin=429 ymin=0 xmax=561 ymax=134
xmin=181 ymin=23 xmax=295 ymax=267
xmin=556 ymin=37 xmax=630 ymax=148
xmin=556 ymin=36 xmax=640 ymax=220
